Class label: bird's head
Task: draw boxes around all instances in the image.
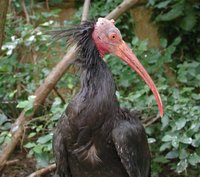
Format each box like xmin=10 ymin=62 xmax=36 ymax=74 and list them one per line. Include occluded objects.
xmin=92 ymin=18 xmax=164 ymax=117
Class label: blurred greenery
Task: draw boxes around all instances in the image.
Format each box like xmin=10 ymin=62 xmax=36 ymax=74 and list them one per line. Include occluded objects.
xmin=0 ymin=0 xmax=200 ymax=176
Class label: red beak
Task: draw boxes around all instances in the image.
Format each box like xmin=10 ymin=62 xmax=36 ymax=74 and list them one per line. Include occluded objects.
xmin=115 ymin=41 xmax=164 ymax=117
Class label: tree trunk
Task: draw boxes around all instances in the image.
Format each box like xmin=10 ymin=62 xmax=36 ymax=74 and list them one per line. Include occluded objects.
xmin=0 ymin=0 xmax=9 ymax=51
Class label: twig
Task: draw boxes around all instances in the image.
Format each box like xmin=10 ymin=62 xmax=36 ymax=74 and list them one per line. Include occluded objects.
xmin=5 ymin=159 xmax=19 ymax=166
xmin=53 ymin=87 xmax=66 ymax=104
xmin=27 ymin=164 xmax=56 ymax=177
xmin=106 ymin=0 xmax=138 ymax=20
xmin=46 ymin=0 xmax=49 ymax=10
xmin=21 ymin=0 xmax=30 ymax=24
xmin=0 ymin=0 xmax=9 ymax=52
xmin=81 ymin=0 xmax=90 ymax=22
xmin=0 ymin=0 xmax=139 ymax=172
xmin=143 ymin=114 xmax=161 ymax=128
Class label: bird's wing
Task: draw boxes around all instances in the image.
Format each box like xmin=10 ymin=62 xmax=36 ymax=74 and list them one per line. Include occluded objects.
xmin=53 ymin=113 xmax=73 ymax=177
xmin=112 ymin=120 xmax=150 ymax=177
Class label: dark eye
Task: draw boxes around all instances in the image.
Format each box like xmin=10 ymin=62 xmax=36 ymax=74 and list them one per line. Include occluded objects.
xmin=109 ymin=33 xmax=117 ymax=40
xmin=112 ymin=35 xmax=116 ymax=39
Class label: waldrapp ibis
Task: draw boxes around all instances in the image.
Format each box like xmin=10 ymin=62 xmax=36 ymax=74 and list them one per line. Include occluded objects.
xmin=53 ymin=18 xmax=163 ymax=177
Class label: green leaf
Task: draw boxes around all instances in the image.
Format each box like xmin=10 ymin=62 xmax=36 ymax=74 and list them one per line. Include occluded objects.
xmin=155 ymin=0 xmax=171 ymax=9
xmin=28 ymin=132 xmax=36 ymax=138
xmin=172 ymin=37 xmax=181 ymax=46
xmin=24 ymin=142 xmax=36 ymax=148
xmin=33 ymin=144 xmax=43 ymax=154
xmin=176 ymin=159 xmax=188 ymax=173
xmin=192 ymin=136 xmax=200 ymax=147
xmin=160 ymin=38 xmax=168 ymax=48
xmin=188 ymin=153 xmax=200 ymax=166
xmin=179 ymin=149 xmax=188 ymax=159
xmin=17 ymin=95 xmax=36 ymax=115
xmin=161 ymin=115 xmax=169 ymax=129
xmin=180 ymin=13 xmax=197 ymax=31
xmin=148 ymin=138 xmax=156 ymax=144
xmin=166 ymin=150 xmax=179 ymax=159
xmin=160 ymin=142 xmax=171 ymax=152
xmin=180 ymin=4 xmax=197 ymax=31
xmin=162 ymin=134 xmax=173 ymax=142
xmin=175 ymin=118 xmax=186 ymax=130
xmin=154 ymin=156 xmax=169 ymax=163
xmin=180 ymin=136 xmax=192 ymax=145
xmin=35 ymin=153 xmax=49 ymax=168
xmin=37 ymin=134 xmax=52 ymax=144
xmin=172 ymin=137 xmax=179 ymax=148
xmin=155 ymin=3 xmax=184 ymax=22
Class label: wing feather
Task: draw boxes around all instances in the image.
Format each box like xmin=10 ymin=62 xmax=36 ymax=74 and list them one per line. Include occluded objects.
xmin=112 ymin=120 xmax=150 ymax=177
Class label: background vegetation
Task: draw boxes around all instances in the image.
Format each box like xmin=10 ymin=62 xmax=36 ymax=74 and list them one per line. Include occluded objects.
xmin=0 ymin=0 xmax=200 ymax=176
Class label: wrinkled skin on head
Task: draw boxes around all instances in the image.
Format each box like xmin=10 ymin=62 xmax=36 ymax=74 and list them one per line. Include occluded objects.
xmin=92 ymin=18 xmax=164 ymax=117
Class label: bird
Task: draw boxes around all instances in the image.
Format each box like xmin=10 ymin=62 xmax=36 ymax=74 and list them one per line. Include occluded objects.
xmin=52 ymin=18 xmax=163 ymax=177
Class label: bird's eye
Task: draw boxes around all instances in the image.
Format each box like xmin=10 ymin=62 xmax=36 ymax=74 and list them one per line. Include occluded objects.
xmin=109 ymin=33 xmax=117 ymax=40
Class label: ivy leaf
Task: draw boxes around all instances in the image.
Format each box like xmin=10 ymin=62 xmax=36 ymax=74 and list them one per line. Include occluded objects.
xmin=160 ymin=142 xmax=171 ymax=152
xmin=33 ymin=144 xmax=43 ymax=154
xmin=24 ymin=142 xmax=36 ymax=149
xmin=155 ymin=0 xmax=171 ymax=9
xmin=175 ymin=118 xmax=186 ymax=130
xmin=180 ymin=4 xmax=197 ymax=31
xmin=176 ymin=159 xmax=188 ymax=173
xmin=154 ymin=156 xmax=169 ymax=163
xmin=35 ymin=153 xmax=49 ymax=168
xmin=162 ymin=134 xmax=173 ymax=142
xmin=37 ymin=134 xmax=52 ymax=144
xmin=161 ymin=115 xmax=169 ymax=130
xmin=155 ymin=3 xmax=184 ymax=22
xmin=180 ymin=136 xmax=192 ymax=145
xmin=172 ymin=137 xmax=179 ymax=148
xmin=148 ymin=138 xmax=156 ymax=144
xmin=180 ymin=13 xmax=197 ymax=31
xmin=166 ymin=150 xmax=179 ymax=159
xmin=188 ymin=153 xmax=200 ymax=166
xmin=17 ymin=95 xmax=36 ymax=116
xmin=192 ymin=135 xmax=200 ymax=147
xmin=160 ymin=38 xmax=168 ymax=48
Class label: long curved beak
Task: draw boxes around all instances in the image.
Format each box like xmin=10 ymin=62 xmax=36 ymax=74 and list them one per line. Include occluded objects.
xmin=115 ymin=41 xmax=164 ymax=117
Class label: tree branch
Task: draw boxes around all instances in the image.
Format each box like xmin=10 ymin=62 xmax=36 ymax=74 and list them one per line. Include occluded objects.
xmin=81 ymin=0 xmax=90 ymax=22
xmin=0 ymin=0 xmax=9 ymax=51
xmin=53 ymin=86 xmax=66 ymax=104
xmin=21 ymin=0 xmax=30 ymax=24
xmin=106 ymin=0 xmax=138 ymax=20
xmin=143 ymin=115 xmax=161 ymax=128
xmin=5 ymin=159 xmax=19 ymax=166
xmin=0 ymin=0 xmax=139 ymax=172
xmin=27 ymin=164 xmax=56 ymax=177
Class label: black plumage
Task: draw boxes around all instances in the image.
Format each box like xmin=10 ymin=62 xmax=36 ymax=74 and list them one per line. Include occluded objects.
xmin=53 ymin=20 xmax=151 ymax=177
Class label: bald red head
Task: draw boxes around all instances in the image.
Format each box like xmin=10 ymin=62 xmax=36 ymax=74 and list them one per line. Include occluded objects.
xmin=92 ymin=18 xmax=164 ymax=117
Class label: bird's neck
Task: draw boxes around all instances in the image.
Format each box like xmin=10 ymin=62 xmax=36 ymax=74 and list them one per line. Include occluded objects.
xmin=79 ymin=58 xmax=116 ymax=102
xmin=73 ymin=48 xmax=119 ymax=117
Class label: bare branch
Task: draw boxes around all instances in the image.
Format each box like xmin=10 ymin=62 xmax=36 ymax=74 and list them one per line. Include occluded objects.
xmin=27 ymin=164 xmax=56 ymax=177
xmin=53 ymin=86 xmax=66 ymax=104
xmin=5 ymin=159 xmax=19 ymax=166
xmin=81 ymin=0 xmax=90 ymax=22
xmin=143 ymin=115 xmax=161 ymax=128
xmin=21 ymin=0 xmax=30 ymax=23
xmin=106 ymin=0 xmax=138 ymax=20
xmin=0 ymin=0 xmax=9 ymax=51
xmin=46 ymin=0 xmax=50 ymax=10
